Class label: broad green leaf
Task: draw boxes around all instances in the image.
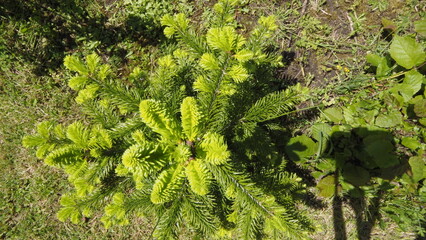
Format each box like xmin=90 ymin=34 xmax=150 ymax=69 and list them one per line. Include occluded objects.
xmin=414 ymin=19 xmax=426 ymax=37
xmin=311 ymin=123 xmax=332 ymax=154
xmin=376 ymin=58 xmax=390 ymax=76
xmin=342 ymin=164 xmax=370 ymax=186
xmin=311 ymin=123 xmax=332 ymax=142
xmin=366 ymin=54 xmax=390 ymax=76
xmin=389 ymin=35 xmax=425 ymax=69
xmin=414 ymin=98 xmax=426 ymax=117
xmin=181 ymin=97 xmax=201 ymax=141
xmin=374 ymin=111 xmax=402 ymax=128
xmin=366 ymin=54 xmax=382 ymax=67
xmin=398 ymin=70 xmax=424 ymax=102
xmin=317 ymin=175 xmax=336 ymax=198
xmin=379 ymin=164 xmax=409 ymax=180
xmin=342 ymin=106 xmax=356 ymax=123
xmin=382 ymin=92 xmax=401 ymax=108
xmin=322 ymin=107 xmax=344 ymax=123
xmin=185 ymin=160 xmax=209 ymax=195
xmin=363 ymin=109 xmax=379 ymax=124
xmin=420 ymin=118 xmax=426 ymax=126
xmin=151 ymin=164 xmax=185 ymax=204
xmin=409 ymin=156 xmax=425 ymax=182
xmin=401 ymin=137 xmax=421 ymax=150
xmin=285 ymin=135 xmax=317 ymax=162
xmin=364 ymin=137 xmax=399 ymax=168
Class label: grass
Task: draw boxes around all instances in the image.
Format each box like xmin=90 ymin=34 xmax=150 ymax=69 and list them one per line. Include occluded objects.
xmin=0 ymin=61 xmax=157 ymax=239
xmin=1 ymin=0 xmax=425 ymax=239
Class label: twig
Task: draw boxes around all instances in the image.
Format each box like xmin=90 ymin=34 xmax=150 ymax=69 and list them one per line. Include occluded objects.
xmin=346 ymin=11 xmax=354 ymax=34
xmin=301 ymin=0 xmax=309 ymax=16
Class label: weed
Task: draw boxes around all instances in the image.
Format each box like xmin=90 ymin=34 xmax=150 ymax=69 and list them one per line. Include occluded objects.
xmin=368 ymin=0 xmax=389 ymax=12
xmin=293 ymin=25 xmax=426 ymax=238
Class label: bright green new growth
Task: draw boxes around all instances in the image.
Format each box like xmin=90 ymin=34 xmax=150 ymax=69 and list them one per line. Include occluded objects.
xmin=23 ymin=1 xmax=311 ymax=239
xmin=181 ymin=97 xmax=201 ymax=141
xmin=185 ymin=159 xmax=210 ymax=196
xmin=151 ymin=164 xmax=185 ymax=204
xmin=140 ymin=99 xmax=182 ymax=141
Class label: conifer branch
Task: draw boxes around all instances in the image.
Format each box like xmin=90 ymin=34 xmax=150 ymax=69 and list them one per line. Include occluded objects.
xmin=161 ymin=14 xmax=207 ymax=55
xmin=24 ymin=2 xmax=311 ymax=238
xmin=153 ymin=196 xmax=184 ymax=240
xmin=207 ymin=163 xmax=304 ymax=238
xmin=81 ymin=101 xmax=120 ymax=129
xmin=109 ymin=116 xmax=147 ymax=139
xmin=182 ymin=194 xmax=217 ymax=236
xmin=241 ymin=87 xmax=300 ymax=124
xmin=200 ymin=54 xmax=232 ymax=133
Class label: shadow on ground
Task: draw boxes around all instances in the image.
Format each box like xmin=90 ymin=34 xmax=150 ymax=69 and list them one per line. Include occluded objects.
xmin=0 ymin=0 xmax=163 ymax=75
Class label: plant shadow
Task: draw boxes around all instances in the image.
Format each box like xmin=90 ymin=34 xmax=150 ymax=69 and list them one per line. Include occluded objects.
xmin=0 ymin=0 xmax=164 ymax=75
xmin=325 ymin=127 xmax=410 ymax=240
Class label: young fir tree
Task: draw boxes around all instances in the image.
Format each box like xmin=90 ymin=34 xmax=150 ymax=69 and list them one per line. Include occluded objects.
xmin=23 ymin=0 xmax=313 ymax=239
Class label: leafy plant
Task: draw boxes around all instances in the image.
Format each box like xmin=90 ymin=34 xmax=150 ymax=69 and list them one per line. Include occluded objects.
xmin=291 ymin=21 xmax=426 ymax=235
xmin=23 ymin=1 xmax=312 ymax=239
xmin=368 ymin=0 xmax=389 ymax=12
xmin=295 ymin=15 xmax=332 ymax=50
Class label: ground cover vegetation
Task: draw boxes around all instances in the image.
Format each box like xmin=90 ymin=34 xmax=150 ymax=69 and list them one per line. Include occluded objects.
xmin=1 ymin=0 xmax=425 ymax=239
